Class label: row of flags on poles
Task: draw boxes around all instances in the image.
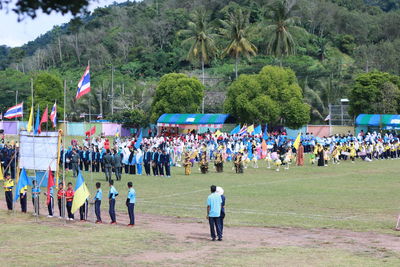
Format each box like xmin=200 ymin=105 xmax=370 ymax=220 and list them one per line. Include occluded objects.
xmin=14 ymin=167 xmax=90 ymax=214
xmin=2 ymin=65 xmax=91 ymax=128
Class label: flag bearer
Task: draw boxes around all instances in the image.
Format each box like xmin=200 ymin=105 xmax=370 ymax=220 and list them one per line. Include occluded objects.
xmin=126 ymin=182 xmax=136 ymax=226
xmin=3 ymin=175 xmax=14 ymax=211
xmin=32 ymin=180 xmax=41 ymax=215
xmin=20 ymin=185 xmax=27 ymax=213
xmin=65 ymin=182 xmax=75 ymax=220
xmin=44 ymin=186 xmax=54 ymax=218
xmin=57 ymin=183 xmax=65 ymax=218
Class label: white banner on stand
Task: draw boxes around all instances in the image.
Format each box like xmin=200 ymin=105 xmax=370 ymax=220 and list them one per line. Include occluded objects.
xmin=19 ymin=131 xmax=59 ymax=171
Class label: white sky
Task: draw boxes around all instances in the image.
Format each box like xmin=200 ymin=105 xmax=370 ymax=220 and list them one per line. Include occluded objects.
xmin=0 ymin=0 xmax=130 ymax=47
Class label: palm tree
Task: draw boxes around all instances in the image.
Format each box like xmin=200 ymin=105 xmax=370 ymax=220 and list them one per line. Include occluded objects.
xmin=219 ymin=8 xmax=257 ymax=79
xmin=178 ymin=9 xmax=217 ymax=85
xmin=265 ymin=0 xmax=305 ymax=64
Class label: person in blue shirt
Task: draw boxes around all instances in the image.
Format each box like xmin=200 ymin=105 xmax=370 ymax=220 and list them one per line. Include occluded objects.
xmin=206 ymin=185 xmax=222 ymax=241
xmin=143 ymin=147 xmax=152 ymax=176
xmin=32 ymin=180 xmax=41 ymax=216
xmin=94 ymin=182 xmax=102 ymax=223
xmin=126 ymin=182 xmax=136 ymax=226
xmin=108 ymin=180 xmax=118 ymax=224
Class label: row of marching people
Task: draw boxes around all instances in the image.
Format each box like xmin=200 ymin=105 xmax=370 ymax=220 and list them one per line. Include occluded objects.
xmin=61 ymin=145 xmax=172 ymax=180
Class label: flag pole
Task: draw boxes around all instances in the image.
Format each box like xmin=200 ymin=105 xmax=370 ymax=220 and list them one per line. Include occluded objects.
xmin=30 ymin=79 xmax=39 ymax=222
xmin=62 ymin=80 xmax=67 ymax=222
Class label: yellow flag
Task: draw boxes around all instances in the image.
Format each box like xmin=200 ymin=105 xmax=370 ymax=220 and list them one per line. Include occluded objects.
xmin=214 ymin=130 xmax=222 ymax=138
xmin=0 ymin=165 xmax=3 ymax=180
xmin=247 ymin=124 xmax=254 ymax=134
xmin=293 ymin=133 xmax=301 ymax=150
xmin=27 ymin=106 xmax=34 ymax=132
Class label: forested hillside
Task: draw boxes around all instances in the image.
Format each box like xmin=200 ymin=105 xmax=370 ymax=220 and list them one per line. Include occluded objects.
xmin=0 ymin=0 xmax=400 ymax=124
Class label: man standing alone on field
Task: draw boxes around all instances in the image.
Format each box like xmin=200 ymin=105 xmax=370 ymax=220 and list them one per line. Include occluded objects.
xmin=206 ymin=185 xmax=223 ymax=241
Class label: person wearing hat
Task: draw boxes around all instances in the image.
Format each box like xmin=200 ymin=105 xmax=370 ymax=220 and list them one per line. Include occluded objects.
xmin=126 ymin=181 xmax=136 ymax=226
xmin=216 ymin=186 xmax=226 ymax=238
xmin=3 ymin=174 xmax=14 ymax=211
xmin=206 ymin=185 xmax=222 ymax=241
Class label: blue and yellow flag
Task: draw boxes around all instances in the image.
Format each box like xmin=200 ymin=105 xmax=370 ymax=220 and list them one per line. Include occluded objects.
xmin=71 ymin=172 xmax=90 ymax=213
xmin=14 ymin=168 xmax=29 ymax=202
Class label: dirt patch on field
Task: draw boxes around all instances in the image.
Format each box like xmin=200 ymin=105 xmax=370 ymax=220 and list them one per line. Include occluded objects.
xmin=2 ymin=201 xmax=400 ymax=263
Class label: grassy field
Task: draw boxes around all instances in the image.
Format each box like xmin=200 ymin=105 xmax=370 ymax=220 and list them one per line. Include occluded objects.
xmin=54 ymin=158 xmax=400 ymax=233
xmin=1 ymin=157 xmax=400 ymax=266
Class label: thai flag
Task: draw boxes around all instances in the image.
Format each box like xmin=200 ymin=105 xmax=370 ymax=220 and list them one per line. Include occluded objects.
xmin=4 ymin=102 xmax=23 ymax=119
xmin=76 ymin=65 xmax=91 ymax=100
xmin=238 ymin=125 xmax=248 ymax=136
xmin=50 ymin=102 xmax=57 ymax=128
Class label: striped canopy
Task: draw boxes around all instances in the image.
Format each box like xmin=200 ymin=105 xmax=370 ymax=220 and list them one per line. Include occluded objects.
xmin=157 ymin=113 xmax=229 ymax=128
xmin=356 ymin=114 xmax=400 ymax=127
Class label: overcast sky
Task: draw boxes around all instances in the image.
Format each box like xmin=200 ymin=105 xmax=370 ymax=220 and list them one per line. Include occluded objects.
xmin=0 ymin=0 xmax=129 ymax=47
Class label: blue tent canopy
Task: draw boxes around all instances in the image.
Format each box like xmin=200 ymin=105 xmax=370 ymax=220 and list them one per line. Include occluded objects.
xmin=356 ymin=114 xmax=400 ymax=128
xmin=157 ymin=114 xmax=229 ymax=127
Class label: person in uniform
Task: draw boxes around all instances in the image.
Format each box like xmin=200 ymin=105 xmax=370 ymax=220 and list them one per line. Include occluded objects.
xmin=200 ymin=152 xmax=209 ymax=174
xmin=235 ymin=152 xmax=244 ymax=173
xmin=94 ymin=182 xmax=102 ymax=223
xmin=162 ymin=150 xmax=171 ymax=177
xmin=113 ymin=149 xmax=122 ymax=181
xmin=103 ymin=149 xmax=113 ymax=181
xmin=151 ymin=147 xmax=159 ymax=176
xmin=57 ymin=183 xmax=65 ymax=218
xmin=108 ymin=179 xmax=118 ymax=224
xmin=79 ymin=198 xmax=89 ymax=221
xmin=143 ymin=147 xmax=152 ymax=176
xmin=44 ymin=186 xmax=54 ymax=218
xmin=20 ymin=185 xmax=27 ymax=213
xmin=126 ymin=181 xmax=136 ymax=226
xmin=157 ymin=148 xmax=164 ymax=177
xmin=31 ymin=180 xmax=41 ymax=215
xmin=3 ymin=175 xmax=14 ymax=211
xmin=183 ymin=152 xmax=191 ymax=175
xmin=65 ymin=182 xmax=75 ymax=220
xmin=70 ymin=149 xmax=80 ymax=177
xmin=214 ymin=151 xmax=224 ymax=173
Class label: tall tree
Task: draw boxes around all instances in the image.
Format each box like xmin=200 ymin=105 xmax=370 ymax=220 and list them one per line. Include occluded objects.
xmin=265 ymin=0 xmax=304 ymax=63
xmin=178 ymin=9 xmax=217 ymax=85
xmin=219 ymin=8 xmax=257 ymax=79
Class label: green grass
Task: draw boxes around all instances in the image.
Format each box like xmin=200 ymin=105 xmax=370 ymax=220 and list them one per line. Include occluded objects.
xmin=2 ymin=157 xmax=400 ymax=266
xmin=54 ymin=158 xmax=400 ymax=233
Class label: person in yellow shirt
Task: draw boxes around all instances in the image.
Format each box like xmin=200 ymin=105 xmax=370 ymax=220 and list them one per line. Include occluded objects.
xmin=20 ymin=185 xmax=28 ymax=213
xmin=3 ymin=175 xmax=14 ymax=211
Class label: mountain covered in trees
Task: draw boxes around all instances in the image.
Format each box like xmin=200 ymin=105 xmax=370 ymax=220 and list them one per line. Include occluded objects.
xmin=1 ymin=0 xmax=400 ymax=127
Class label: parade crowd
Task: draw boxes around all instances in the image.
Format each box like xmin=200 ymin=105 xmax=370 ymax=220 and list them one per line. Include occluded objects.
xmin=2 ymin=128 xmax=400 ymax=240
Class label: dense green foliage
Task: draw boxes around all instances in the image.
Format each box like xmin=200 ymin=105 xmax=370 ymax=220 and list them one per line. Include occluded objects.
xmin=0 ymin=0 xmax=400 ymax=124
xmin=349 ymin=71 xmax=400 ymax=116
xmin=150 ymin=73 xmax=204 ymax=121
xmin=224 ymin=66 xmax=310 ymax=128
